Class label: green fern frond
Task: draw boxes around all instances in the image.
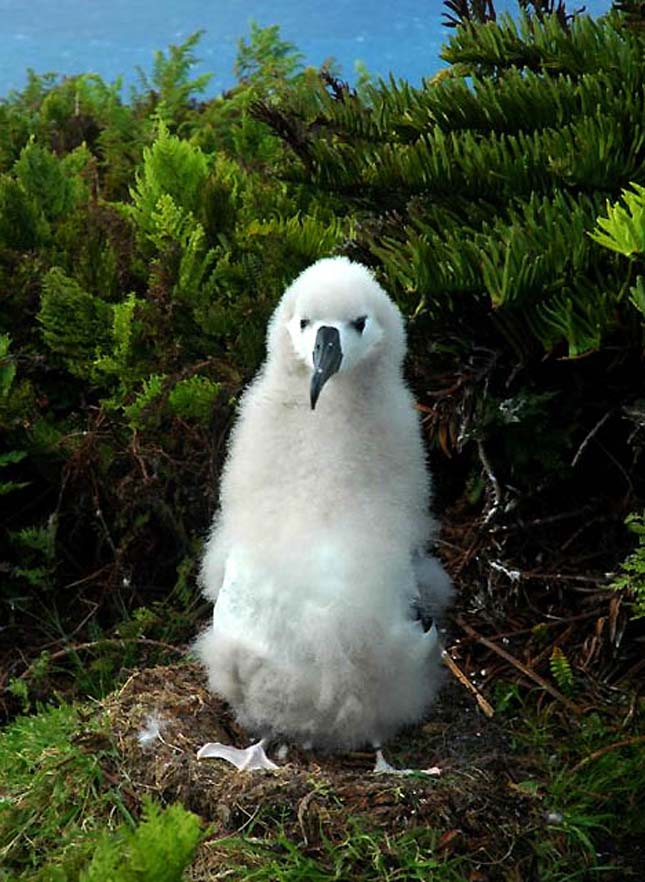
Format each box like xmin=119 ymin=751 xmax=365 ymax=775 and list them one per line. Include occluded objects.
xmin=0 ymin=333 xmax=16 ymax=398
xmin=83 ymin=799 xmax=202 ymax=882
xmin=93 ymin=293 xmax=143 ymax=381
xmin=14 ymin=140 xmax=89 ymax=222
xmin=0 ymin=173 xmax=46 ymax=249
xmin=611 ymin=512 xmax=645 ymax=619
xmin=235 ymin=21 xmax=304 ymax=84
xmin=629 ymin=275 xmax=645 ymax=319
xmin=38 ymin=268 xmax=113 ymax=375
xmin=135 ymin=31 xmax=212 ymax=124
xmin=122 ymin=375 xmax=167 ymax=429
xmin=0 ymin=449 xmax=27 ymax=468
xmin=168 ymin=375 xmax=220 ymax=423
xmin=590 ymin=183 xmax=645 ymax=257
xmin=10 ymin=518 xmax=57 ymax=562
xmin=128 ymin=121 xmax=209 ymax=243
xmin=0 ymin=447 xmax=29 ymax=496
xmin=147 ymin=194 xmax=217 ymax=303
xmin=550 ymin=646 xmax=574 ymax=693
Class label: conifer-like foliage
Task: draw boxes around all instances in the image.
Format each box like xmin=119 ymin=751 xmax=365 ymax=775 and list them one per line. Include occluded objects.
xmin=253 ymin=2 xmax=644 ymax=514
xmin=257 ymin=9 xmax=643 ymax=358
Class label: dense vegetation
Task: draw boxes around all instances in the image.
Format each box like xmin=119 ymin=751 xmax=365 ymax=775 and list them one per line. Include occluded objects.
xmin=1 ymin=1 xmax=644 ymax=879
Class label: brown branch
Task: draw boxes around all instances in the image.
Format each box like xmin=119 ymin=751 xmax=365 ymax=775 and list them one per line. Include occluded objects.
xmin=452 ymin=611 xmax=600 ymax=645
xmin=522 ymin=571 xmax=612 ymax=585
xmin=457 ymin=618 xmax=583 ymax=715
xmin=477 ymin=440 xmax=503 ymax=522
xmin=571 ymin=410 xmax=614 ymax=467
xmin=15 ymin=638 xmax=185 ymax=682
xmin=570 ymin=736 xmax=645 ymax=774
xmin=488 ymin=507 xmax=593 ymax=534
xmin=442 ymin=650 xmax=495 ymax=718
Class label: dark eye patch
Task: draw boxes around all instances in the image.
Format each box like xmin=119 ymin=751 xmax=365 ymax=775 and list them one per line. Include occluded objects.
xmin=300 ymin=318 xmax=310 ymax=330
xmin=351 ymin=316 xmax=367 ymax=334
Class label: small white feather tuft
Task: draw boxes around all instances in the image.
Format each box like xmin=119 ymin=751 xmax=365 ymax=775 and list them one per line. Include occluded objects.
xmin=137 ymin=713 xmax=167 ymax=747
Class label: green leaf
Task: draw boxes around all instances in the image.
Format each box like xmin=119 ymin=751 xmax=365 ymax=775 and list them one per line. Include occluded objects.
xmin=550 ymin=646 xmax=574 ymax=694
xmin=590 ymin=183 xmax=645 ymax=257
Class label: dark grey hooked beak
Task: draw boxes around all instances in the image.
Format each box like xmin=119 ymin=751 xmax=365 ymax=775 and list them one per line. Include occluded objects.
xmin=310 ymin=326 xmax=343 ymax=410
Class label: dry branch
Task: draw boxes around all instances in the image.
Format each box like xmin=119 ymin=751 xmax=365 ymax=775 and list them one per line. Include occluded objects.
xmin=442 ymin=650 xmax=495 ymax=718
xmin=457 ymin=618 xmax=583 ymax=715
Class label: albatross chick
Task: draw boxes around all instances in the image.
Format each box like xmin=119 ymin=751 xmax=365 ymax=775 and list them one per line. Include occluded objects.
xmin=195 ymin=257 xmax=453 ymax=771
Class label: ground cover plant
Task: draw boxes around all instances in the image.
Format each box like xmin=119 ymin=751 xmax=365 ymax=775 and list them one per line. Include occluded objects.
xmin=1 ymin=1 xmax=644 ymax=879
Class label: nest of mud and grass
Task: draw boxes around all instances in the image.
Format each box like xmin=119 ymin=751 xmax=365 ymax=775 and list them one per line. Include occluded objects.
xmin=101 ymin=662 xmax=567 ymax=880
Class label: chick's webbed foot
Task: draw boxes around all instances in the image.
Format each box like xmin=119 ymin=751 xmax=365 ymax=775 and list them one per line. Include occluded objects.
xmin=197 ymin=738 xmax=278 ymax=771
xmin=373 ymin=748 xmax=441 ymax=777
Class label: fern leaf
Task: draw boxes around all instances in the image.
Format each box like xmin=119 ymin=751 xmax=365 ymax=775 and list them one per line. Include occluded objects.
xmin=550 ymin=646 xmax=574 ymax=693
xmin=591 ymin=183 xmax=645 ymax=257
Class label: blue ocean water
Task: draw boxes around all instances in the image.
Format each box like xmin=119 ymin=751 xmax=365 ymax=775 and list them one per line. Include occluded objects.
xmin=0 ymin=0 xmax=613 ymax=100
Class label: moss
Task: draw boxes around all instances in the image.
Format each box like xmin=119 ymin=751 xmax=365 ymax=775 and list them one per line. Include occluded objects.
xmin=0 ymin=704 xmax=122 ymax=878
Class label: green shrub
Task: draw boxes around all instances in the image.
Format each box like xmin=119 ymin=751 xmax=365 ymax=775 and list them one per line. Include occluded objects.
xmin=611 ymin=512 xmax=645 ymax=618
xmin=254 ymin=4 xmax=645 ymax=516
xmin=78 ymin=801 xmax=202 ymax=882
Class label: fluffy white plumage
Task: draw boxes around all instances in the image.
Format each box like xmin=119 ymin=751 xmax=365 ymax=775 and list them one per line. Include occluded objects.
xmin=195 ymin=257 xmax=452 ymax=756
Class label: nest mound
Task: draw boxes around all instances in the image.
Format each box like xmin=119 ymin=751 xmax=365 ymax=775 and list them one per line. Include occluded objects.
xmin=103 ymin=662 xmax=543 ymax=877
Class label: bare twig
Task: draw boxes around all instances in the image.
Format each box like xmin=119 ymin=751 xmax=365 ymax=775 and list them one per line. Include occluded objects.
xmin=452 ymin=539 xmax=481 ymax=576
xmin=453 ymin=611 xmax=600 ymax=645
xmin=488 ymin=507 xmax=593 ymax=534
xmin=477 ymin=440 xmax=503 ymax=523
xmin=457 ymin=618 xmax=583 ymax=715
xmin=60 ymin=567 xmax=111 ymax=590
xmin=595 ymin=439 xmax=634 ymax=495
xmin=523 ymin=571 xmax=612 ymax=585
xmin=570 ymin=736 xmax=645 ymax=774
xmin=14 ymin=638 xmax=185 ymax=682
xmin=560 ymin=513 xmax=616 ymax=553
xmin=571 ymin=410 xmax=613 ymax=467
xmin=442 ymin=650 xmax=495 ymax=718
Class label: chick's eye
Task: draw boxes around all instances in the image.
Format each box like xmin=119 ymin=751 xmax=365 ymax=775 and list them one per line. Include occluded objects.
xmin=352 ymin=316 xmax=367 ymax=334
xmin=300 ymin=318 xmax=310 ymax=330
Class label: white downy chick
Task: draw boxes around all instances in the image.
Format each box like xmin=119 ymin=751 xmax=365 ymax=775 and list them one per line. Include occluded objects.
xmin=195 ymin=257 xmax=453 ymax=771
